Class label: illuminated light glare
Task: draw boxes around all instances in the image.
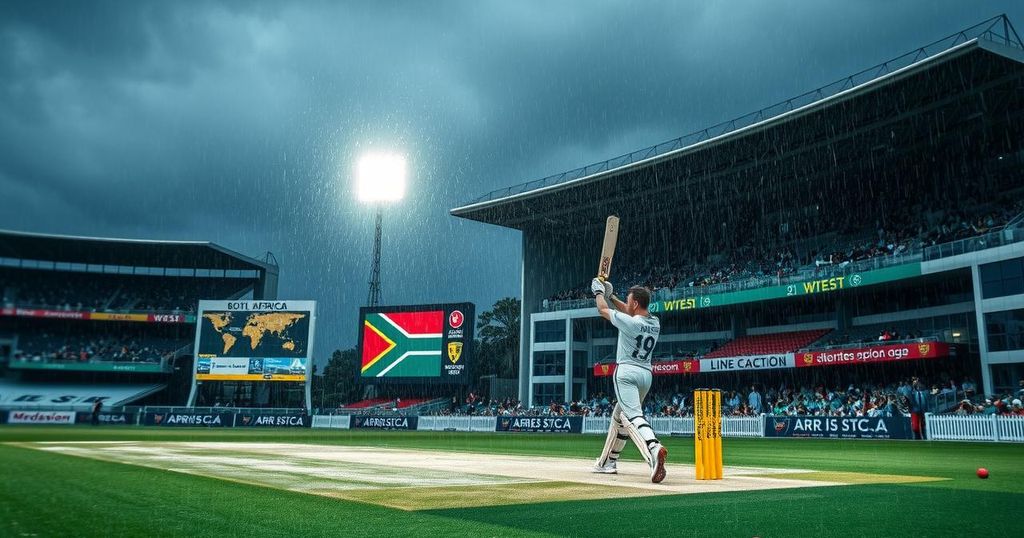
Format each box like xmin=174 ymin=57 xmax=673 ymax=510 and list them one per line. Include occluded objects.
xmin=357 ymin=152 xmax=407 ymax=202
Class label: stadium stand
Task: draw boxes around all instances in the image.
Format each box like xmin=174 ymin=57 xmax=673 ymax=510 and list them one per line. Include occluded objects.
xmin=450 ymin=21 xmax=1024 ymax=410
xmin=808 ymin=325 xmax=937 ymax=349
xmin=335 ymin=397 xmax=448 ymax=413
xmin=1 ymin=267 xmax=253 ymax=313
xmin=395 ymin=398 xmax=430 ymax=409
xmin=432 ymin=368 xmax=992 ymax=419
xmin=341 ymin=398 xmax=393 ymax=409
xmin=545 ymin=195 xmax=1024 ymax=305
xmin=703 ymin=329 xmax=830 ymax=358
xmin=0 ymin=229 xmax=279 ymax=408
xmin=0 ymin=380 xmax=166 ymax=410
xmin=13 ymin=330 xmax=182 ymax=365
xmin=10 ymin=319 xmax=188 ymax=364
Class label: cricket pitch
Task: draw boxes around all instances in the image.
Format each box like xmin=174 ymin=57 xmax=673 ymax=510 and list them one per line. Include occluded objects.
xmin=16 ymin=442 xmax=944 ymax=510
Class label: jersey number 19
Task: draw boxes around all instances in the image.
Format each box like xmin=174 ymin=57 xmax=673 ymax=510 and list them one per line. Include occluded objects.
xmin=632 ymin=335 xmax=655 ymax=361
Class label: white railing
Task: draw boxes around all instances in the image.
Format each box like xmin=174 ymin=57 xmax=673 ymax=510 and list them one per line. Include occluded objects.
xmin=582 ymin=416 xmax=610 ymax=434
xmin=311 ymin=415 xmax=351 ymax=429
xmin=305 ymin=413 xmax=1024 ymax=442
xmin=724 ymin=415 xmax=765 ymax=437
xmin=998 ymin=415 xmax=1024 ymax=441
xmin=926 ymin=413 xmax=1024 ymax=442
xmin=583 ymin=415 xmax=763 ymax=437
xmin=418 ymin=416 xmax=497 ymax=432
xmin=312 ymin=414 xmax=763 ymax=435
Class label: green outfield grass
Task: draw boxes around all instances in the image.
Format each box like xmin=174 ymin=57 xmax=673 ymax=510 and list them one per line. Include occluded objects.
xmin=1 ymin=426 xmax=1022 ymax=537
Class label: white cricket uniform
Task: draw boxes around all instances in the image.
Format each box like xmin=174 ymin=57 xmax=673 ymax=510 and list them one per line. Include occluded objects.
xmin=610 ymin=311 xmax=660 ymax=370
xmin=609 ymin=310 xmax=660 ymax=419
xmin=595 ymin=308 xmax=663 ymax=470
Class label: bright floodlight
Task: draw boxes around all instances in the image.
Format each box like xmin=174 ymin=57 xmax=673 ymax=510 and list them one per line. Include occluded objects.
xmin=357 ymin=152 xmax=406 ymax=202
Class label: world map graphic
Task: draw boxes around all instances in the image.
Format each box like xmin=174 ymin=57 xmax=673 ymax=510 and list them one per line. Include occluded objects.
xmin=198 ymin=311 xmax=309 ymax=358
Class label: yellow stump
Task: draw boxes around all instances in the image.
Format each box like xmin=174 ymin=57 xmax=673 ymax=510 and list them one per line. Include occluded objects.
xmin=693 ymin=389 xmax=723 ymax=480
xmin=694 ymin=390 xmax=704 ymax=479
xmin=714 ymin=390 xmax=723 ymax=479
xmin=703 ymin=390 xmax=714 ymax=477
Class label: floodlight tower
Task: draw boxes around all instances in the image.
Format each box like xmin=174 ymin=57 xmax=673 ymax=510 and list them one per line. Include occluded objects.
xmin=357 ymin=152 xmax=406 ymax=307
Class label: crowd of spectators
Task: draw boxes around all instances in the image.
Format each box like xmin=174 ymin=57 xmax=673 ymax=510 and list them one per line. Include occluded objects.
xmin=428 ymin=379 xmax=909 ymax=418
xmin=546 ymin=246 xmax=798 ymax=303
xmin=642 ymin=375 xmax=1009 ymax=418
xmin=427 ymin=373 xmax=1019 ymax=419
xmin=12 ymin=332 xmax=183 ymax=364
xmin=813 ymin=232 xmax=912 ymax=268
xmin=950 ymin=378 xmax=1024 ymax=417
xmin=818 ymin=327 xmax=932 ymax=347
xmin=436 ymin=392 xmax=530 ymax=416
xmin=952 ymin=395 xmax=1024 ymax=416
xmin=546 ymin=197 xmax=1024 ymax=305
xmin=920 ymin=199 xmax=1024 ymax=247
xmin=718 ymin=383 xmax=909 ymax=418
xmin=0 ymin=269 xmax=252 ymax=313
xmin=338 ymin=374 xmax=1024 ymax=421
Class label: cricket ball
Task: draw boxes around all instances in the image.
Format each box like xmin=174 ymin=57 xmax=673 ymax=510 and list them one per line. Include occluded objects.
xmin=977 ymin=468 xmax=989 ymax=479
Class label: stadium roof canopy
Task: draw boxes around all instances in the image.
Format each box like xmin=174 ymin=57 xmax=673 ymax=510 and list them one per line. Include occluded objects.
xmin=451 ymin=15 xmax=1024 ymax=233
xmin=0 ymin=229 xmax=276 ymax=272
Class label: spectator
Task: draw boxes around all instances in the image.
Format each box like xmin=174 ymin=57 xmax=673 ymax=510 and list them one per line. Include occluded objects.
xmin=962 ymin=378 xmax=977 ymax=397
xmin=91 ymin=400 xmax=103 ymax=426
xmin=747 ymin=385 xmax=763 ymax=414
xmin=897 ymin=380 xmax=913 ymax=400
xmin=727 ymin=391 xmax=741 ymax=409
xmin=910 ymin=380 xmax=929 ymax=440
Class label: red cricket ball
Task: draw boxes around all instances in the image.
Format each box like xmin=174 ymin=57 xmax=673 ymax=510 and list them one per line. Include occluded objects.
xmin=977 ymin=468 xmax=989 ymax=479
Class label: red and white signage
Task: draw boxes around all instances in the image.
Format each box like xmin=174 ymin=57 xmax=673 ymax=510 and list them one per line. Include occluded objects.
xmin=4 ymin=308 xmax=87 ymax=320
xmin=448 ymin=310 xmax=464 ymax=329
xmin=7 ymin=410 xmax=76 ymax=424
xmin=149 ymin=313 xmax=186 ymax=323
xmin=653 ymin=360 xmax=701 ymax=375
xmin=699 ymin=354 xmax=795 ymax=372
xmin=591 ymin=342 xmax=953 ymax=377
xmin=593 ymin=359 xmax=700 ymax=377
xmin=0 ymin=306 xmax=191 ymax=324
xmin=795 ymin=342 xmax=951 ymax=367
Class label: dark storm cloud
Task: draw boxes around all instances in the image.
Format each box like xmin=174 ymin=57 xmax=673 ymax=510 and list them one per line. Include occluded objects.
xmin=1 ymin=0 xmax=1021 ymax=358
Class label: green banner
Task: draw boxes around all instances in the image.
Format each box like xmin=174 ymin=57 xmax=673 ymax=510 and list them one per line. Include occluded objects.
xmin=9 ymin=361 xmax=169 ymax=373
xmin=649 ymin=262 xmax=922 ymax=314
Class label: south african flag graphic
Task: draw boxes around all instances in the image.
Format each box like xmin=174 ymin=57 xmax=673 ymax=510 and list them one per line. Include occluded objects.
xmin=361 ymin=311 xmax=444 ymax=377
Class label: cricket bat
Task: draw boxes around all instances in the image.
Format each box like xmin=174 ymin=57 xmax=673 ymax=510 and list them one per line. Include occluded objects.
xmin=597 ymin=215 xmax=619 ymax=282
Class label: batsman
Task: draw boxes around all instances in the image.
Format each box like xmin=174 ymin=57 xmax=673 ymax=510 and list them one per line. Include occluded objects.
xmin=590 ymin=277 xmax=667 ymax=483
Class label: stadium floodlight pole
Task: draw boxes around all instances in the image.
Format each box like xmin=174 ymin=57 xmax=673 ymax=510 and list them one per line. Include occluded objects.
xmin=357 ymin=152 xmax=407 ymax=307
xmin=368 ymin=207 xmax=383 ymax=306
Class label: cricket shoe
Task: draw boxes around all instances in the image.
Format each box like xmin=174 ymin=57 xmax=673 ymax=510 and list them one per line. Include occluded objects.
xmin=649 ymin=443 xmax=667 ymax=483
xmin=591 ymin=459 xmax=618 ymax=474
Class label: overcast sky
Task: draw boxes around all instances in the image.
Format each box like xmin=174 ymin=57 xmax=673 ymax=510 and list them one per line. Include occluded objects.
xmin=1 ymin=1 xmax=1021 ymax=360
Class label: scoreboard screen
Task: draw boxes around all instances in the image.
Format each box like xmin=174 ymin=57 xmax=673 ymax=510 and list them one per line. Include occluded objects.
xmin=194 ymin=300 xmax=316 ymax=382
xmin=358 ymin=303 xmax=474 ymax=383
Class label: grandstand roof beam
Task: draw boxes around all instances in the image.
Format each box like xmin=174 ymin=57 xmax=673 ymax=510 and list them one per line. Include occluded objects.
xmin=454 ymin=35 xmax=1024 ymax=233
xmin=473 ymin=58 xmax=1024 ymax=233
xmin=0 ymin=229 xmax=275 ymax=274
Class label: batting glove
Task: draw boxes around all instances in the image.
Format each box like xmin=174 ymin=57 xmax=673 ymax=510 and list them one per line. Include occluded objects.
xmin=591 ymin=278 xmax=605 ymax=296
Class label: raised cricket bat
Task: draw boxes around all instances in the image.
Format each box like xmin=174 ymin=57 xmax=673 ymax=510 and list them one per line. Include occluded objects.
xmin=597 ymin=215 xmax=619 ymax=282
